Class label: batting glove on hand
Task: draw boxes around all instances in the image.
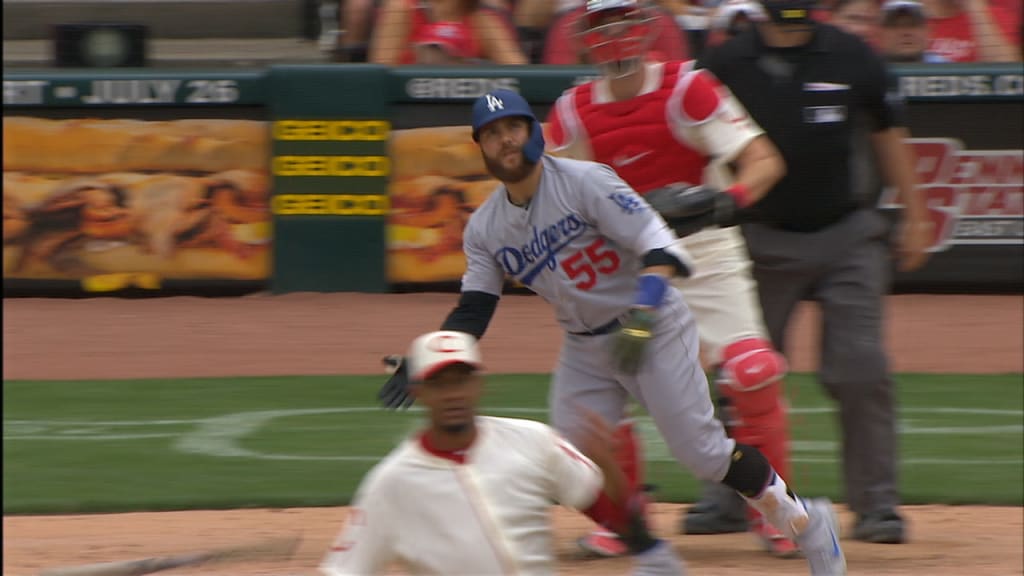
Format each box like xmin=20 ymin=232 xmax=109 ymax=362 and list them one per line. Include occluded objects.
xmin=377 ymin=355 xmax=415 ymax=410
xmin=611 ymin=308 xmax=655 ymax=375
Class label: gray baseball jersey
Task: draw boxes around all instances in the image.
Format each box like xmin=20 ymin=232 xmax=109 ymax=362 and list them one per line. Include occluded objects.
xmin=462 ymin=155 xmax=685 ymax=332
xmin=462 ymin=155 xmax=734 ymax=483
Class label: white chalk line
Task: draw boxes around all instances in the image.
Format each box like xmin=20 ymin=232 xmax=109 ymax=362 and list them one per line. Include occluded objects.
xmin=5 ymin=406 xmax=1022 ymax=466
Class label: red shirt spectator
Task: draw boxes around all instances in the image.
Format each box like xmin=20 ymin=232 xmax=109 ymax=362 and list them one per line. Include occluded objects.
xmin=371 ymin=0 xmax=528 ymax=65
xmin=920 ymin=0 xmax=1021 ymax=62
xmin=408 ymin=19 xmax=480 ymax=63
xmin=543 ymin=5 xmax=689 ymax=64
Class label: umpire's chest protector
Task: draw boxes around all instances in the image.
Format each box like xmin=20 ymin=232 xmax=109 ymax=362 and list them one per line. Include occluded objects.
xmin=570 ymin=61 xmax=711 ymax=193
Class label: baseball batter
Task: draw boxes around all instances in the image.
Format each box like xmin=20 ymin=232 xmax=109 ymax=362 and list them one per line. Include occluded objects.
xmin=322 ymin=330 xmax=685 ymax=575
xmin=545 ymin=0 xmax=796 ymax=557
xmin=378 ymin=89 xmax=846 ymax=575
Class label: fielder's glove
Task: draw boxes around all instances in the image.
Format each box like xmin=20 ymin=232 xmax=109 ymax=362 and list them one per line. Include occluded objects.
xmin=377 ymin=355 xmax=415 ymax=410
xmin=644 ymin=184 xmax=741 ymax=238
xmin=611 ymin=308 xmax=656 ymax=375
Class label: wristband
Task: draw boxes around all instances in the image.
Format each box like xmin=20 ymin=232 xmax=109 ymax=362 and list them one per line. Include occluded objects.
xmin=725 ymin=183 xmax=752 ymax=208
xmin=633 ymin=274 xmax=669 ymax=309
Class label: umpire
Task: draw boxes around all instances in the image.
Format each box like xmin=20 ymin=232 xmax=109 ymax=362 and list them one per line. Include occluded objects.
xmin=691 ymin=0 xmax=933 ymax=545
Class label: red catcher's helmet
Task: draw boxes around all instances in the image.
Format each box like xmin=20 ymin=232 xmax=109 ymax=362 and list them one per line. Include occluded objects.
xmin=578 ymin=0 xmax=656 ymax=77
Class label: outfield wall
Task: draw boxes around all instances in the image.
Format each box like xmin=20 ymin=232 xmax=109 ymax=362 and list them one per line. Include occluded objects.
xmin=3 ymin=63 xmax=1021 ymax=294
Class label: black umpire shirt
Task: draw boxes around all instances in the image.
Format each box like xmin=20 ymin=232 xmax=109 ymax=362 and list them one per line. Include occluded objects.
xmin=699 ymin=23 xmax=905 ymax=232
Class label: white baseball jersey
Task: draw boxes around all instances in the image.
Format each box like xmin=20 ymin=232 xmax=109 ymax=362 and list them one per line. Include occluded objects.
xmin=546 ymin=60 xmax=770 ymax=361
xmin=319 ymin=416 xmax=603 ymax=575
xmin=460 ymin=155 xmax=688 ymax=333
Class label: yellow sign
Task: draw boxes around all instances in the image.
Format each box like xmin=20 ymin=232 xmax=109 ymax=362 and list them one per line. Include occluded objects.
xmin=272 ymin=120 xmax=391 ymax=141
xmin=81 ymin=273 xmax=162 ymax=292
xmin=272 ymin=194 xmax=390 ymax=216
xmin=272 ymin=155 xmax=390 ymax=177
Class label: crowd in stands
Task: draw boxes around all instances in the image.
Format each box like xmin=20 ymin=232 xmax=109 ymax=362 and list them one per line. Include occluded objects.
xmin=320 ymin=0 xmax=1022 ymax=65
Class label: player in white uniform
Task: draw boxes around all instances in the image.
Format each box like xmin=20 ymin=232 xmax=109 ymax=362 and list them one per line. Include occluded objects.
xmin=545 ymin=0 xmax=797 ymax=558
xmin=322 ymin=330 xmax=685 ymax=575
xmin=377 ymin=89 xmax=846 ymax=576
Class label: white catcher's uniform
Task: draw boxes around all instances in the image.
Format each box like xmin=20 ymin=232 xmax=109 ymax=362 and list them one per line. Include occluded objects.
xmin=547 ymin=60 xmax=769 ymax=364
xmin=318 ymin=416 xmax=603 ymax=575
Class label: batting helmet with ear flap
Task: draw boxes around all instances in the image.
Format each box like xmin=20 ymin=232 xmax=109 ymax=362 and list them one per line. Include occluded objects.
xmin=471 ymin=89 xmax=546 ymax=164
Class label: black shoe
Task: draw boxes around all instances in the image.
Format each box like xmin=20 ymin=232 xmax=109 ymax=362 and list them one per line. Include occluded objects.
xmin=680 ymin=486 xmax=748 ymax=535
xmin=853 ymin=508 xmax=907 ymax=544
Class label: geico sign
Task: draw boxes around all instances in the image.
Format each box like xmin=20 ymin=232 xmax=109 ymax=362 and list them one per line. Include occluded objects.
xmin=272 ymin=194 xmax=390 ymax=216
xmin=405 ymin=77 xmax=519 ymax=99
xmin=272 ymin=155 xmax=390 ymax=176
xmin=272 ymin=120 xmax=390 ymax=141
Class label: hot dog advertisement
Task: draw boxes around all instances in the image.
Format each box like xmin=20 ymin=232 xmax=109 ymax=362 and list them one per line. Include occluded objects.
xmin=3 ymin=117 xmax=272 ymax=286
xmin=386 ymin=125 xmax=500 ymax=284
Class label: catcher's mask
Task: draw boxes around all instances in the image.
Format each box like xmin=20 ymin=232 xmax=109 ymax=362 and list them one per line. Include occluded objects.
xmin=578 ymin=0 xmax=656 ymax=79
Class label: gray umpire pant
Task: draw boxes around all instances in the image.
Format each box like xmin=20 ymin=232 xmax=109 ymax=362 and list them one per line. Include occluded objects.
xmin=741 ymin=208 xmax=899 ymax=517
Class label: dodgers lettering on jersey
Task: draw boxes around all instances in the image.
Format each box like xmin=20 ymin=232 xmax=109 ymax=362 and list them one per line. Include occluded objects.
xmin=494 ymin=212 xmax=588 ymax=285
xmin=319 ymin=416 xmax=603 ymax=576
xmin=460 ymin=155 xmax=682 ymax=333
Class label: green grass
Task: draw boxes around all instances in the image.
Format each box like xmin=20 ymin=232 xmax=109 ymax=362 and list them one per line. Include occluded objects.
xmin=3 ymin=373 xmax=1022 ymax=514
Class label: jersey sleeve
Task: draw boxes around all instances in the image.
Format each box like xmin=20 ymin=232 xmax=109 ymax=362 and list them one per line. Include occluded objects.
xmin=545 ymin=427 xmax=604 ymax=510
xmin=668 ymin=68 xmax=764 ymax=164
xmin=458 ymin=216 xmax=505 ymax=296
xmin=856 ymin=44 xmax=905 ymax=131
xmin=319 ymin=470 xmax=395 ymax=575
xmin=579 ymin=163 xmax=679 ymax=257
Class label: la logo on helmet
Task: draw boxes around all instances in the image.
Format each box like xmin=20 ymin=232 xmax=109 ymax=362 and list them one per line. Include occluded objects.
xmin=486 ymin=94 xmax=504 ymax=112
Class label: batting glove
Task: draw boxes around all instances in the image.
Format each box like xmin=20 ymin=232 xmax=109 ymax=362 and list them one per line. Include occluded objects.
xmin=377 ymin=355 xmax=415 ymax=410
xmin=611 ymin=308 xmax=656 ymax=375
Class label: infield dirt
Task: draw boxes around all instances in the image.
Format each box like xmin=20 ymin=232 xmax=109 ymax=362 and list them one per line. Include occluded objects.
xmin=3 ymin=293 xmax=1022 ymax=575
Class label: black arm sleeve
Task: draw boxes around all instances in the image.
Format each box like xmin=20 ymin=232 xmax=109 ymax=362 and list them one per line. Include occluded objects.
xmin=642 ymin=248 xmax=690 ymax=277
xmin=440 ymin=290 xmax=500 ymax=340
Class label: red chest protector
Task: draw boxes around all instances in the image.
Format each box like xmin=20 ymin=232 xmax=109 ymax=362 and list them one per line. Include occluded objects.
xmin=570 ymin=61 xmax=709 ymax=194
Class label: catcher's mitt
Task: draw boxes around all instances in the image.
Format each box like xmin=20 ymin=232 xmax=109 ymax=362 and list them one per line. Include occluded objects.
xmin=644 ymin=184 xmax=739 ymax=237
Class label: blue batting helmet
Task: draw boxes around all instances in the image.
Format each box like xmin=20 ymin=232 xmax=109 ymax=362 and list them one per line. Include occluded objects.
xmin=471 ymin=89 xmax=545 ymax=164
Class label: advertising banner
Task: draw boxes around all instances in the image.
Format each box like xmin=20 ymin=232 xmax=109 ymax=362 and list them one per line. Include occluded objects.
xmin=3 ymin=116 xmax=271 ymax=290
xmin=385 ymin=66 xmax=1022 ymax=291
xmin=386 ymin=124 xmax=499 ymax=284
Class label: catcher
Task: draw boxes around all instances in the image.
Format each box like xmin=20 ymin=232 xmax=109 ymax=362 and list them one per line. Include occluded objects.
xmin=545 ymin=0 xmax=796 ymax=559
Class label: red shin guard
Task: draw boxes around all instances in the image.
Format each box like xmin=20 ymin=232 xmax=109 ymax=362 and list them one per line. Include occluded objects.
xmin=583 ymin=419 xmax=646 ymax=531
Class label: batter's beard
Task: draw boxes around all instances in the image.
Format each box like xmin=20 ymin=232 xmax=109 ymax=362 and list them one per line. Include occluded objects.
xmin=483 ymin=151 xmax=536 ymax=184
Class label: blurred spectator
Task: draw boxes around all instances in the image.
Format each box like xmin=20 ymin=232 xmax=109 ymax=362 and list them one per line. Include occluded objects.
xmin=918 ymin=0 xmax=1021 ymax=62
xmin=510 ymin=0 xmax=562 ymax=62
xmin=831 ymin=0 xmax=881 ymax=46
xmin=543 ymin=1 xmax=689 ymax=64
xmin=704 ymin=0 xmax=765 ymax=49
xmin=880 ymin=0 xmax=951 ymax=62
xmin=370 ymin=0 xmax=528 ymax=64
xmin=657 ymin=0 xmax=715 ymax=56
xmin=323 ymin=0 xmax=376 ymax=62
